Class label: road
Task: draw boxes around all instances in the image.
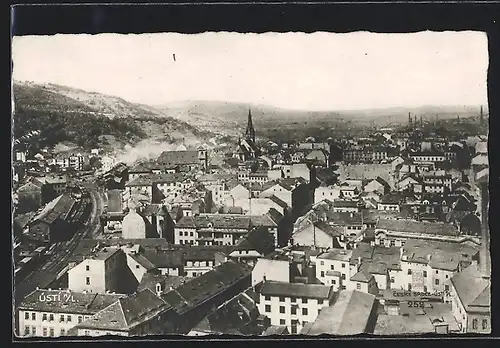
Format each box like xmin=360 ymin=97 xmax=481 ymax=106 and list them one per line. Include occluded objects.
xmin=14 ymin=185 xmax=105 ymax=304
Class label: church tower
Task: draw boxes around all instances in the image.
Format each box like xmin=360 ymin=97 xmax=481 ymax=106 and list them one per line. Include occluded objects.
xmin=245 ymin=108 xmax=256 ymax=143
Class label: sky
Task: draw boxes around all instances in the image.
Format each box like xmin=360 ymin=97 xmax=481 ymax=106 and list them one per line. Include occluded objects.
xmin=12 ymin=31 xmax=488 ymax=111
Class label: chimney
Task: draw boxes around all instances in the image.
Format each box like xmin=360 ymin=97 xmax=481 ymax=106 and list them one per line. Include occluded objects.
xmin=156 ymin=283 xmax=162 ymax=296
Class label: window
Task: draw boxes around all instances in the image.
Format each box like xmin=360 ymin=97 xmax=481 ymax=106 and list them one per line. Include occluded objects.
xmin=78 ymin=316 xmax=83 ymax=323
xmin=356 ymin=283 xmax=361 ymax=290
xmin=446 ymin=274 xmax=449 ymax=279
xmin=445 ymin=285 xmax=450 ymax=292
xmin=265 ymin=305 xmax=271 ymax=312
xmin=42 ymin=313 xmax=47 ymax=321
xmin=318 ymin=299 xmax=323 ymax=305
xmin=24 ymin=326 xmax=30 ymax=336
xmin=302 ymin=308 xmax=308 ymax=315
xmin=60 ymin=328 xmax=66 ymax=336
xmin=302 ymin=298 xmax=308 ymax=304
xmin=86 ymin=265 xmax=90 ymax=271
xmin=320 ymin=261 xmax=324 ymax=266
xmin=473 ymin=319 xmax=478 ymax=330
xmin=291 ymin=307 xmax=297 ymax=315
xmin=424 ymin=286 xmax=427 ymax=293
xmin=341 ymin=274 xmax=346 ymax=280
xmin=408 ymin=284 xmax=412 ymax=291
xmin=408 ymin=269 xmax=412 ymax=275
xmin=42 ymin=327 xmax=47 ymax=337
xmin=333 ymin=280 xmax=336 ymax=285
xmin=85 ymin=330 xmax=90 ymax=336
xmin=342 ymin=263 xmax=346 ymax=268
xmin=179 ymin=231 xmax=183 ymax=236
xmin=279 ymin=296 xmax=285 ymax=302
xmin=482 ymin=319 xmax=488 ymax=330
xmin=67 ymin=315 xmax=72 ymax=322
xmin=86 ymin=277 xmax=91 ymax=285
xmin=59 ymin=315 xmax=64 ymax=323
xmin=435 ymin=279 xmax=439 ymax=285
xmin=280 ymin=319 xmax=286 ymax=325
xmin=390 ymin=277 xmax=395 ymax=283
xmin=291 ymin=297 xmax=296 ymax=303
xmin=390 ymin=240 xmax=395 ymax=247
xmin=436 ymin=270 xmax=439 ymax=274
xmin=423 ymin=271 xmax=427 ymax=277
xmin=31 ymin=327 xmax=36 ymax=336
xmin=193 ymin=272 xmax=197 ymax=277
xmin=265 ymin=295 xmax=271 ymax=301
xmin=25 ymin=312 xmax=29 ymax=320
xmin=32 ymin=313 xmax=36 ymax=320
xmin=341 ymin=285 xmax=346 ymax=290
xmin=330 ymin=265 xmax=334 ymax=270
xmin=49 ymin=314 xmax=54 ymax=322
xmin=320 ymin=271 xmax=325 ymax=277
xmin=49 ymin=328 xmax=54 ymax=337
xmin=280 ymin=306 xmax=285 ymax=314
xmin=136 ymin=264 xmax=140 ymax=269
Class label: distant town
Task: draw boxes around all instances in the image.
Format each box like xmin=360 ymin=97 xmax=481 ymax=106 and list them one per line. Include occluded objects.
xmin=12 ymin=105 xmax=490 ymax=337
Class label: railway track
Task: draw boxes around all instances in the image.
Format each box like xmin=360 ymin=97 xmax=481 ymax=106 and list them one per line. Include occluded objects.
xmin=15 ymin=188 xmax=103 ymax=303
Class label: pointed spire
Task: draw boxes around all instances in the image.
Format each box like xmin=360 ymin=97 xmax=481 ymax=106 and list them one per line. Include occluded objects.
xmin=245 ymin=107 xmax=256 ymax=143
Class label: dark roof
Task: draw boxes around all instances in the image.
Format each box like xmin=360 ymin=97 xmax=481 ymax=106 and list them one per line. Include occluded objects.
xmin=128 ymin=252 xmax=157 ymax=271
xmin=259 ymin=281 xmax=332 ymax=300
xmin=18 ymin=289 xmax=125 ymax=315
xmin=161 ymin=261 xmax=252 ymax=315
xmin=268 ymin=195 xmax=288 ymax=209
xmin=141 ymin=248 xmax=184 ymax=268
xmin=125 ymin=173 xmax=190 ymax=187
xmin=30 ymin=193 xmax=76 ymax=225
xmin=376 ymin=219 xmax=459 ymax=237
xmin=137 ymin=273 xmax=188 ymax=293
xmin=263 ymin=326 xmax=289 ymax=335
xmin=14 ymin=212 xmax=36 ymax=230
xmin=229 ymin=227 xmax=276 ymax=256
xmin=76 ymin=289 xmax=171 ymax=331
xmin=351 ymin=269 xmax=374 ymax=282
xmin=380 ymin=192 xmax=403 ymax=205
xmin=157 ymin=150 xmax=200 ymax=166
xmin=333 ymin=200 xmax=359 ymax=208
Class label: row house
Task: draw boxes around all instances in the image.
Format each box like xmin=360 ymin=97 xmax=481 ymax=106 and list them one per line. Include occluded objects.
xmin=174 ymin=214 xmax=253 ymax=246
xmin=314 ymin=184 xmax=341 ymax=204
xmin=398 ymin=239 xmax=479 ymax=293
xmin=315 ymin=249 xmax=354 ymax=290
xmin=17 ymin=290 xmax=125 ymax=338
xmin=128 ymin=162 xmax=178 ymax=181
xmin=257 ymin=281 xmax=335 ymax=334
xmin=332 ymin=200 xmax=361 ymax=213
xmin=409 ymin=151 xmax=446 ymax=164
xmin=49 ymin=152 xmax=88 ymax=171
xmin=238 ymin=171 xmax=270 ymax=184
xmin=373 ymin=219 xmax=480 ymax=246
xmin=261 ymin=177 xmax=312 ymax=218
xmin=157 ymin=149 xmax=209 ymax=172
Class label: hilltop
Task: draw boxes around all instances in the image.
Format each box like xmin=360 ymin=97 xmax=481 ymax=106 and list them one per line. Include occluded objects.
xmin=12 ymin=82 xmax=212 ymax=151
xmin=155 ymin=100 xmax=484 ymax=139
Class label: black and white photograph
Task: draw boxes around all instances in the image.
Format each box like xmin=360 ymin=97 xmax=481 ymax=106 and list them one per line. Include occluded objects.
xmin=12 ymin=27 xmax=491 ymax=338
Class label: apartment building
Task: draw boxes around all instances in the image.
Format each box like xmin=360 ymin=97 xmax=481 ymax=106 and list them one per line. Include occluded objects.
xmin=315 ymin=249 xmax=354 ymax=290
xmin=258 ymin=281 xmax=335 ymax=334
xmin=17 ymin=289 xmax=124 ymax=337
xmin=68 ymin=247 xmax=126 ymax=294
xmin=398 ymin=239 xmax=479 ymax=294
xmin=174 ymin=214 xmax=253 ymax=246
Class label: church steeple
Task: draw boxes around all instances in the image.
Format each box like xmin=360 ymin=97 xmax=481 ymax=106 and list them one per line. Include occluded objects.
xmin=245 ymin=108 xmax=256 ymax=143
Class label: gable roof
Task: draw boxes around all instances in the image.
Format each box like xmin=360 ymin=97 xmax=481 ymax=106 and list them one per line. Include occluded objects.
xmin=76 ymin=289 xmax=170 ymax=332
xmin=176 ymin=214 xmax=252 ymax=230
xmin=161 ymin=261 xmax=252 ymax=315
xmin=450 ymin=264 xmax=490 ymax=313
xmin=350 ymin=270 xmax=374 ymax=283
xmin=157 ymin=150 xmax=200 ymax=166
xmin=229 ymin=226 xmax=275 ymax=256
xmin=300 ymin=290 xmax=376 ymax=335
xmin=30 ymin=193 xmax=76 ymax=225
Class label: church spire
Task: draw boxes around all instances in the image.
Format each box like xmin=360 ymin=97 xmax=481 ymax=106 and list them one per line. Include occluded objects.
xmin=245 ymin=107 xmax=256 ymax=143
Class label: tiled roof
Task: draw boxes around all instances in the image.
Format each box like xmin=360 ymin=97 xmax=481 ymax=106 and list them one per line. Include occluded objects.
xmin=162 ymin=261 xmax=252 ymax=315
xmin=268 ymin=195 xmax=288 ymax=209
xmin=263 ymin=326 xmax=289 ymax=335
xmin=137 ymin=273 xmax=188 ymax=293
xmin=141 ymin=248 xmax=184 ymax=268
xmin=157 ymin=150 xmax=200 ymax=166
xmin=450 ymin=264 xmax=490 ymax=312
xmin=259 ymin=281 xmax=332 ymax=300
xmin=76 ymin=289 xmax=170 ymax=332
xmin=333 ymin=200 xmax=359 ymax=208
xmin=128 ymin=252 xmax=157 ymax=271
xmin=376 ymin=219 xmax=459 ymax=237
xmin=350 ymin=270 xmax=374 ymax=283
xmin=229 ymin=227 xmax=275 ymax=256
xmin=318 ymin=248 xmax=352 ymax=262
xmin=107 ymin=189 xmax=123 ymax=213
xmin=300 ymin=290 xmax=376 ymax=335
xmin=31 ymin=193 xmax=76 ymax=225
xmin=176 ymin=214 xmax=252 ymax=230
xmin=18 ymin=289 xmax=125 ymax=315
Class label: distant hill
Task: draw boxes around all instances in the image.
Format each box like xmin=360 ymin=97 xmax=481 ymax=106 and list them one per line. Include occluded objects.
xmin=155 ymin=100 xmax=484 ymax=137
xmin=12 ymin=82 xmax=211 ymax=151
